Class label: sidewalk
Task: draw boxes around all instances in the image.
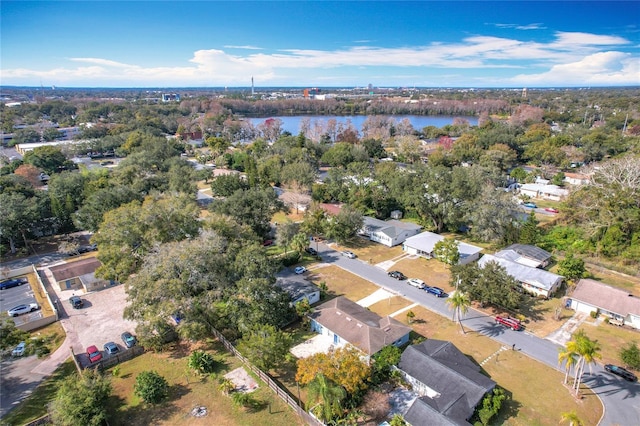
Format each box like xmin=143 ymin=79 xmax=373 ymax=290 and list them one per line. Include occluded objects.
xmin=545 ymin=312 xmax=588 ymax=346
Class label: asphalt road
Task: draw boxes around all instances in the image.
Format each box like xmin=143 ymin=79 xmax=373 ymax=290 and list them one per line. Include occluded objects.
xmin=314 ymin=242 xmax=640 ymax=426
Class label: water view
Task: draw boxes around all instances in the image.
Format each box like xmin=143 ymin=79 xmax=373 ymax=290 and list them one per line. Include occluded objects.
xmin=250 ymin=115 xmax=478 ymax=135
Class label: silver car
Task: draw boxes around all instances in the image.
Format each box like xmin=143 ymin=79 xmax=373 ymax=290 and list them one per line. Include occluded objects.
xmin=8 ymin=303 xmax=39 ymax=317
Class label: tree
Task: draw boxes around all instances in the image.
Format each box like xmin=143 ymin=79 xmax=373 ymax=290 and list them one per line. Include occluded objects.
xmin=371 ymin=345 xmax=402 ymax=384
xmin=558 ymin=345 xmax=579 ymax=385
xmin=295 ymin=298 xmax=312 ymax=324
xmin=213 ymin=187 xmax=286 ymax=237
xmin=433 ymin=238 xmax=460 ymax=267
xmin=519 ymin=211 xmax=540 ymax=245
xmin=187 ymin=350 xmax=217 ymax=376
xmin=620 ymin=341 xmax=640 ymax=370
xmin=557 ymin=252 xmax=586 ymax=282
xmin=406 ymin=310 xmax=415 ymax=324
xmin=475 ymin=387 xmax=506 ymax=426
xmin=306 ymin=373 xmax=346 ymax=423
xmin=276 ymin=220 xmax=300 ymax=254
xmin=389 ymin=413 xmax=407 ymax=426
xmin=210 ymin=173 xmax=249 ymax=197
xmin=568 ymin=330 xmax=601 ymax=395
xmin=0 ymin=319 xmax=30 ymax=350
xmin=560 ymin=410 xmax=585 ymax=426
xmin=453 ymin=262 xmax=521 ymax=310
xmin=296 ymin=346 xmax=371 ymax=394
xmin=23 ymin=145 xmax=71 ymax=174
xmin=301 ymin=203 xmax=327 ymax=250
xmin=0 ymin=191 xmax=42 ymax=254
xmin=236 ymin=324 xmax=292 ymax=371
xmin=324 ymin=204 xmax=363 ymax=245
xmin=134 ymin=371 xmax=169 ymax=404
xmin=446 ymin=291 xmax=471 ymax=334
xmin=281 ymin=161 xmax=317 ymax=193
xmin=49 ymin=369 xmax=112 ymax=426
xmin=467 ymin=185 xmax=521 ymax=244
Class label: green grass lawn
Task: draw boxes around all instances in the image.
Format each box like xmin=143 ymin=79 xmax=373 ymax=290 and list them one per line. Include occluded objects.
xmin=1 ymin=360 xmax=77 ymax=426
xmin=577 ymin=322 xmax=640 ymax=366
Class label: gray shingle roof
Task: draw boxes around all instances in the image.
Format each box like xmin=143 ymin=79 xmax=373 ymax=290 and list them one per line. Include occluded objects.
xmin=49 ymin=257 xmax=102 ymax=282
xmin=478 ymin=254 xmax=562 ymax=291
xmin=275 ymin=278 xmax=319 ymax=303
xmin=362 ymin=217 xmax=421 ymax=239
xmin=503 ymin=244 xmax=552 ymax=263
xmin=572 ymin=279 xmax=640 ymax=317
xmin=309 ymin=296 xmax=411 ymax=355
xmin=400 ymin=340 xmax=495 ymax=426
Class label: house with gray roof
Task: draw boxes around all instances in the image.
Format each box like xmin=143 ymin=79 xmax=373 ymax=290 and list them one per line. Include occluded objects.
xmin=569 ymin=279 xmax=640 ymax=329
xmin=499 ymin=244 xmax=552 ymax=268
xmin=48 ymin=257 xmax=112 ymax=292
xmin=276 ymin=277 xmax=320 ymax=306
xmin=309 ymin=296 xmax=411 ymax=358
xmin=359 ymin=217 xmax=422 ymax=247
xmin=399 ymin=340 xmax=496 ymax=426
xmin=519 ymin=183 xmax=569 ymax=201
xmin=403 ymin=232 xmax=483 ymax=265
xmin=478 ymin=254 xmax=562 ymax=298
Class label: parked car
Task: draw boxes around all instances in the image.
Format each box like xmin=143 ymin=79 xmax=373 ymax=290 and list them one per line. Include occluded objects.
xmin=425 ymin=286 xmax=446 ymax=297
xmin=294 ymin=266 xmax=307 ymax=274
xmin=121 ymin=331 xmax=137 ymax=348
xmin=388 ymin=270 xmax=406 ymax=280
xmin=342 ymin=251 xmax=357 ymax=259
xmin=605 ymin=364 xmax=638 ymax=382
xmin=544 ymin=207 xmax=559 ymax=213
xmin=0 ymin=277 xmax=28 ymax=290
xmin=77 ymin=244 xmax=98 ymax=253
xmin=495 ymin=315 xmax=522 ymax=331
xmin=262 ymin=239 xmax=274 ymax=247
xmin=523 ymin=202 xmax=537 ymax=208
xmin=69 ymin=295 xmax=84 ymax=309
xmin=305 ymin=247 xmax=318 ymax=256
xmin=12 ymin=342 xmax=26 ymax=357
xmin=8 ymin=303 xmax=39 ymax=317
xmin=86 ymin=345 xmax=102 ymax=363
xmin=407 ymin=278 xmax=426 ymax=289
xmin=103 ymin=342 xmax=119 ymax=355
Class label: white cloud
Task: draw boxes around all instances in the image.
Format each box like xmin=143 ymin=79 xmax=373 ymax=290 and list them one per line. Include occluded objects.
xmin=223 ymin=45 xmax=263 ymax=50
xmin=1 ymin=31 xmax=636 ymax=86
xmin=491 ymin=22 xmax=546 ymax=30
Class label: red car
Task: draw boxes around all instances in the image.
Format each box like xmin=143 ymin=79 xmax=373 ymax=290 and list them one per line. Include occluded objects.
xmin=495 ymin=315 xmax=522 ymax=331
xmin=86 ymin=345 xmax=102 ymax=363
xmin=544 ymin=207 xmax=559 ymax=213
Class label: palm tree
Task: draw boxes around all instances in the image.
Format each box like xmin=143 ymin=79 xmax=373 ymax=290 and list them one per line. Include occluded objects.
xmin=218 ymin=378 xmax=235 ymax=395
xmin=446 ymin=290 xmax=471 ymax=334
xmin=306 ymin=373 xmax=346 ymax=423
xmin=560 ymin=410 xmax=584 ymax=426
xmin=571 ymin=330 xmax=602 ymax=395
xmin=558 ymin=345 xmax=579 ymax=386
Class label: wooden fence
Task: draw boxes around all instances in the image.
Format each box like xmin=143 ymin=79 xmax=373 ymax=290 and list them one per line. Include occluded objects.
xmin=209 ymin=327 xmax=324 ymax=426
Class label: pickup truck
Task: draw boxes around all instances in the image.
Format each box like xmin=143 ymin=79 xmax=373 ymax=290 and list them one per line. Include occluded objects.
xmin=608 ymin=317 xmax=624 ymax=326
xmin=495 ymin=315 xmax=522 ymax=331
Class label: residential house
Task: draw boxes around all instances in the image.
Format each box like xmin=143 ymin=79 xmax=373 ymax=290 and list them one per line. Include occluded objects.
xmin=276 ymin=277 xmax=321 ymax=306
xmin=478 ymin=254 xmax=563 ymax=298
xmin=403 ymin=232 xmax=483 ymax=265
xmin=319 ymin=203 xmax=343 ymax=216
xmin=569 ymin=279 xmax=640 ymax=329
xmin=399 ymin=340 xmax=496 ymax=426
xmin=563 ymin=172 xmax=591 ymax=186
xmin=359 ymin=217 xmax=422 ymax=247
xmin=519 ymin=183 xmax=569 ymax=201
xmin=309 ymin=296 xmax=411 ymax=358
xmin=498 ymin=244 xmax=553 ymax=268
xmin=48 ymin=257 xmax=112 ymax=292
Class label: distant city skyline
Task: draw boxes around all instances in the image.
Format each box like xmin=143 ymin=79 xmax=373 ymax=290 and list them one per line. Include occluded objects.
xmin=1 ymin=1 xmax=638 ymax=88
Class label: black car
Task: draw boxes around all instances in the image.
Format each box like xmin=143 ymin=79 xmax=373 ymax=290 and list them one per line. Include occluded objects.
xmin=305 ymin=247 xmax=318 ymax=256
xmin=69 ymin=296 xmax=84 ymax=309
xmin=0 ymin=277 xmax=28 ymax=290
xmin=121 ymin=331 xmax=137 ymax=348
xmin=605 ymin=364 xmax=638 ymax=382
xmin=387 ymin=270 xmax=406 ymax=280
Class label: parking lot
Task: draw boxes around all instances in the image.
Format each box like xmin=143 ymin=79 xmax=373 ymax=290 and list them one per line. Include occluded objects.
xmin=0 ymin=279 xmax=43 ymax=326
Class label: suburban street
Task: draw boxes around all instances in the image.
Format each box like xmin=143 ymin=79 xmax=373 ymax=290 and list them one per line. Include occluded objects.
xmin=315 ymin=242 xmax=640 ymax=426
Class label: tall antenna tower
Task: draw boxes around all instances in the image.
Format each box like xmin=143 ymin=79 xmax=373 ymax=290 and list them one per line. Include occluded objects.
xmin=251 ymin=77 xmax=254 ymax=96
xmin=521 ymin=88 xmax=527 ymax=99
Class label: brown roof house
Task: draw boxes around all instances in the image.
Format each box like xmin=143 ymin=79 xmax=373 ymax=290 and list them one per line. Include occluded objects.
xmin=49 ymin=257 xmax=112 ymax=292
xmin=399 ymin=340 xmax=496 ymax=426
xmin=309 ymin=296 xmax=411 ymax=359
xmin=569 ymin=279 xmax=640 ymax=329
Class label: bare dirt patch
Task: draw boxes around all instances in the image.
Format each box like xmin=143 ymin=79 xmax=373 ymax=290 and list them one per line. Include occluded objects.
xmin=224 ymin=367 xmax=259 ymax=393
xmin=308 ymin=265 xmax=379 ymax=301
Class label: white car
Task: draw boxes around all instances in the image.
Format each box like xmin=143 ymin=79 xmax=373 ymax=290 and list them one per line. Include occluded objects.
xmin=342 ymin=251 xmax=356 ymax=259
xmin=407 ymin=278 xmax=426 ymax=289
xmin=8 ymin=303 xmax=39 ymax=317
xmin=12 ymin=342 xmax=26 ymax=357
xmin=294 ymin=266 xmax=307 ymax=274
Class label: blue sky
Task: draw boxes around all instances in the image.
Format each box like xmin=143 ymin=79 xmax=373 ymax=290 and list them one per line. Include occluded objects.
xmin=1 ymin=1 xmax=638 ymax=88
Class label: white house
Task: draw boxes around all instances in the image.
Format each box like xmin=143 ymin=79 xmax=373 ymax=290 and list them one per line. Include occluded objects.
xmin=563 ymin=172 xmax=591 ymax=186
xmin=276 ymin=278 xmax=321 ymax=306
xmin=403 ymin=232 xmax=483 ymax=265
xmin=569 ymin=279 xmax=640 ymax=329
xmin=496 ymin=244 xmax=553 ymax=269
xmin=478 ymin=254 xmax=563 ymax=298
xmin=519 ymin=183 xmax=569 ymax=201
xmin=359 ymin=217 xmax=422 ymax=247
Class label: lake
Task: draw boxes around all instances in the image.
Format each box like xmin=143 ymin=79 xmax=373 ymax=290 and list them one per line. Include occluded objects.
xmin=249 ymin=115 xmax=478 ymax=135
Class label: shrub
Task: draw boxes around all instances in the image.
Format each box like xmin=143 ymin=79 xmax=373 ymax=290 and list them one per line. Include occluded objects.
xmin=187 ymin=350 xmax=217 ymax=376
xmin=620 ymin=342 xmax=640 ymax=370
xmin=590 ymin=311 xmax=598 ymax=319
xmin=134 ymin=371 xmax=169 ymax=404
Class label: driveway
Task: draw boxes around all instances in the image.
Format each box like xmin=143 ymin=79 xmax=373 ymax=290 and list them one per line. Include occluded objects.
xmin=314 ymin=241 xmax=640 ymax=426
